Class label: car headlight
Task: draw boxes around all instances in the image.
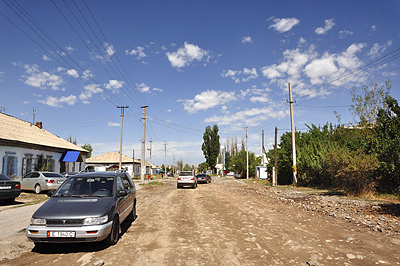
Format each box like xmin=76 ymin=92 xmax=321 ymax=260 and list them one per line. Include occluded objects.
xmin=31 ymin=218 xmax=46 ymax=226
xmin=83 ymin=215 xmax=108 ymax=225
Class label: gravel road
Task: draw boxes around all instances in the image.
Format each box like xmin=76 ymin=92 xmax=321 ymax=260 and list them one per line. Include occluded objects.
xmin=2 ymin=177 xmax=400 ymax=265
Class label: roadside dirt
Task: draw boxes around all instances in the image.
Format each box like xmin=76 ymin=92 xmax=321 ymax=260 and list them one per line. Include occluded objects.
xmin=2 ymin=177 xmax=400 ymax=266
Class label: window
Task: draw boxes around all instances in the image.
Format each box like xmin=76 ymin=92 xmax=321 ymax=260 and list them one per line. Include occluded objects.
xmin=121 ymin=174 xmax=133 ymax=192
xmin=116 ymin=176 xmax=125 ymax=192
xmin=2 ymin=152 xmax=18 ymax=177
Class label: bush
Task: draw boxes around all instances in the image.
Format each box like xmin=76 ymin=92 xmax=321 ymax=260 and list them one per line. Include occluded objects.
xmin=325 ymin=149 xmax=380 ymax=196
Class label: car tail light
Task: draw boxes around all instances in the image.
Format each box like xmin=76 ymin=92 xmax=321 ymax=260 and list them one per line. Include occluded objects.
xmin=190 ymin=178 xmax=194 ymax=180
xmin=45 ymin=179 xmax=55 ymax=183
xmin=177 ymin=178 xmax=181 ymax=180
xmin=15 ymin=183 xmax=21 ymax=189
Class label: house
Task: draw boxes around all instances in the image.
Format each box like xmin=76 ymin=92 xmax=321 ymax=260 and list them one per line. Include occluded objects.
xmin=85 ymin=152 xmax=157 ymax=177
xmin=0 ymin=113 xmax=89 ymax=178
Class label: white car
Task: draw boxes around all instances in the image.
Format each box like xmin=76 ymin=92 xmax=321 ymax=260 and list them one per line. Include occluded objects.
xmin=19 ymin=171 xmax=65 ymax=194
xmin=177 ymin=171 xmax=197 ymax=189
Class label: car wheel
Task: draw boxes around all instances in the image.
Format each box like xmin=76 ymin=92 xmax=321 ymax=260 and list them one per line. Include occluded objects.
xmin=105 ymin=216 xmax=120 ymax=245
xmin=177 ymin=184 xmax=180 ymax=189
xmin=35 ymin=184 xmax=42 ymax=194
xmin=128 ymin=200 xmax=136 ymax=221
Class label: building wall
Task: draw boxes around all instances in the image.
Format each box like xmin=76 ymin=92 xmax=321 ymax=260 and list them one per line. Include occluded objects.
xmin=0 ymin=145 xmax=86 ymax=178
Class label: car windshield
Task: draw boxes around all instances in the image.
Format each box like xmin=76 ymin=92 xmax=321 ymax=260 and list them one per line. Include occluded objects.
xmin=43 ymin=173 xmax=64 ymax=178
xmin=0 ymin=174 xmax=11 ymax=181
xmin=179 ymin=172 xmax=193 ymax=176
xmin=197 ymin=174 xmax=206 ymax=177
xmin=54 ymin=176 xmax=114 ymax=197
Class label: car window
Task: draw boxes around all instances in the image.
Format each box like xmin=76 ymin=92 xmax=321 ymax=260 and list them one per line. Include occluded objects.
xmin=55 ymin=176 xmax=114 ymax=196
xmin=23 ymin=173 xmax=32 ymax=179
xmin=116 ymin=177 xmax=125 ymax=192
xmin=31 ymin=173 xmax=40 ymax=178
xmin=121 ymin=174 xmax=133 ymax=192
xmin=0 ymin=174 xmax=11 ymax=180
xmin=179 ymin=172 xmax=193 ymax=176
xmin=43 ymin=173 xmax=63 ymax=178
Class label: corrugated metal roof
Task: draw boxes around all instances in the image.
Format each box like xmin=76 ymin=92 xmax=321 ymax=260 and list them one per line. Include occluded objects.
xmin=0 ymin=113 xmax=87 ymax=152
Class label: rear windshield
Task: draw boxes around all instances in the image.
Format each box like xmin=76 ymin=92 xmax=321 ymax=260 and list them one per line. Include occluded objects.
xmin=0 ymin=174 xmax=11 ymax=180
xmin=179 ymin=172 xmax=193 ymax=176
xmin=43 ymin=173 xmax=64 ymax=178
xmin=197 ymin=174 xmax=206 ymax=177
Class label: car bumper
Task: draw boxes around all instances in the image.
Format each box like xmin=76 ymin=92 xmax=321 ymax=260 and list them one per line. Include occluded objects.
xmin=41 ymin=182 xmax=62 ymax=191
xmin=177 ymin=180 xmax=196 ymax=186
xmin=26 ymin=221 xmax=113 ymax=243
xmin=0 ymin=190 xmax=21 ymax=199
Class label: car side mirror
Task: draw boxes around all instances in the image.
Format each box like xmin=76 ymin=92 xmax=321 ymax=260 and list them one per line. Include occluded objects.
xmin=118 ymin=190 xmax=127 ymax=197
xmin=47 ymin=191 xmax=54 ymax=197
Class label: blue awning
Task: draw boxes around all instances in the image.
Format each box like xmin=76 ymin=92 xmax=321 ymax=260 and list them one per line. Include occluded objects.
xmin=62 ymin=151 xmax=81 ymax=162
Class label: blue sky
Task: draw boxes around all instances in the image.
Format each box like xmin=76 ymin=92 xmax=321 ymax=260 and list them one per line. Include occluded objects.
xmin=1 ymin=0 xmax=399 ymax=166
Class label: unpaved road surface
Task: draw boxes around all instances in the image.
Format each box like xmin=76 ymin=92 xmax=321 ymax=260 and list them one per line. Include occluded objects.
xmin=3 ymin=177 xmax=400 ymax=265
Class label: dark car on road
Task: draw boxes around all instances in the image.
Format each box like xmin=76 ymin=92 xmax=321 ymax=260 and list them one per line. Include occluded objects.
xmin=196 ymin=173 xmax=211 ymax=184
xmin=26 ymin=171 xmax=136 ymax=247
xmin=0 ymin=174 xmax=21 ymax=204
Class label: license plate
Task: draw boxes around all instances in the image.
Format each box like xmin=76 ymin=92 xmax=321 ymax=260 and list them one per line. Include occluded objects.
xmin=48 ymin=231 xmax=76 ymax=238
xmin=0 ymin=186 xmax=11 ymax=190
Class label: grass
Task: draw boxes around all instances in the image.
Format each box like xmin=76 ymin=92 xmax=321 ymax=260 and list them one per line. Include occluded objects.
xmin=139 ymin=181 xmax=166 ymax=186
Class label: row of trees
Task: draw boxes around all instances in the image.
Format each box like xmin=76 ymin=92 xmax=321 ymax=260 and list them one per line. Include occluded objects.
xmin=201 ymin=124 xmax=261 ymax=177
xmin=266 ymin=81 xmax=400 ymax=196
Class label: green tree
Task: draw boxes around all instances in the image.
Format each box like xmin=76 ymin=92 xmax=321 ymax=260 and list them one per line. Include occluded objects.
xmin=198 ymin=162 xmax=208 ymax=172
xmin=231 ymin=146 xmax=261 ymax=178
xmin=202 ymin=125 xmax=220 ymax=173
xmin=81 ymin=144 xmax=93 ymax=158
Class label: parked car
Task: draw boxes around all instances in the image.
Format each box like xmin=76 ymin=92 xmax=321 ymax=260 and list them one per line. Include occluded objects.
xmin=167 ymin=172 xmax=174 ymax=177
xmin=61 ymin=172 xmax=79 ymax=178
xmin=26 ymin=171 xmax=136 ymax=247
xmin=19 ymin=171 xmax=65 ymax=194
xmin=0 ymin=174 xmax=21 ymax=204
xmin=177 ymin=171 xmax=197 ymax=189
xmin=196 ymin=173 xmax=211 ymax=184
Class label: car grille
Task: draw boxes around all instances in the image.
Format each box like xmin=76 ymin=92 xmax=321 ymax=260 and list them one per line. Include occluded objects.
xmin=46 ymin=219 xmax=84 ymax=227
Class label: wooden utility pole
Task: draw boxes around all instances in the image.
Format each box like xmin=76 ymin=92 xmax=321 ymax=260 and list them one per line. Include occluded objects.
xmin=140 ymin=106 xmax=148 ymax=183
xmin=132 ymin=149 xmax=135 ymax=177
xmin=117 ymin=106 xmax=129 ymax=170
xmin=245 ymin=127 xmax=249 ymax=179
xmin=288 ymin=83 xmax=297 ymax=185
xmin=274 ymin=126 xmax=278 ymax=186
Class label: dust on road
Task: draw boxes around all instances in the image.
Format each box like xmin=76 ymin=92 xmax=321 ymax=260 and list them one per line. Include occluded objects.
xmin=3 ymin=177 xmax=400 ymax=266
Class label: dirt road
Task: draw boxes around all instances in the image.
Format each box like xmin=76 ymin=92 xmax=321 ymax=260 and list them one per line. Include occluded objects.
xmin=3 ymin=177 xmax=400 ymax=266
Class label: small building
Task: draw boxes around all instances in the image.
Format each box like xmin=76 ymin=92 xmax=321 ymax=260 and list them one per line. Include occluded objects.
xmin=0 ymin=113 xmax=89 ymax=178
xmin=86 ymin=152 xmax=157 ymax=177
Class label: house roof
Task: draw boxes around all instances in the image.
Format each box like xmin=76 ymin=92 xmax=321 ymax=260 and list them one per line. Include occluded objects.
xmin=0 ymin=113 xmax=87 ymax=153
xmin=86 ymin=152 xmax=156 ymax=167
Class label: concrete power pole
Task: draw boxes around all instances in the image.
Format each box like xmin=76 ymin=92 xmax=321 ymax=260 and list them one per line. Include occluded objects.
xmin=245 ymin=127 xmax=249 ymax=179
xmin=288 ymin=83 xmax=297 ymax=185
xmin=140 ymin=106 xmax=148 ymax=184
xmin=163 ymin=142 xmax=167 ymax=177
xmin=274 ymin=126 xmax=278 ymax=186
xmin=148 ymin=139 xmax=152 ymax=177
xmin=117 ymin=106 xmax=129 ymax=170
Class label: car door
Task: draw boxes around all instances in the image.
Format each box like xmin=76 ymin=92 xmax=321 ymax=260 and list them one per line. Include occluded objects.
xmin=116 ymin=176 xmax=129 ymax=221
xmin=29 ymin=172 xmax=41 ymax=190
xmin=21 ymin=172 xmax=33 ymax=190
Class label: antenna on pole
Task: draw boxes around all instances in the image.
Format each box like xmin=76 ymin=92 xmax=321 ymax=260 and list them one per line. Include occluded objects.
xmin=117 ymin=106 xmax=129 ymax=170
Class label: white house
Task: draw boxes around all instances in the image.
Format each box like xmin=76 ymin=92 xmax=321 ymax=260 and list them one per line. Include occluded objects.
xmin=0 ymin=113 xmax=89 ymax=178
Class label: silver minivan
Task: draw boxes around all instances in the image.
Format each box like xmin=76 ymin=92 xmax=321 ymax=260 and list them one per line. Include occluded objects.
xmin=177 ymin=171 xmax=197 ymax=189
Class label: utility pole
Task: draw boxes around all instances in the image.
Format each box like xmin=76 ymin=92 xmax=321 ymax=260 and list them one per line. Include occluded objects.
xmin=117 ymin=106 xmax=129 ymax=170
xmin=245 ymin=127 xmax=249 ymax=179
xmin=262 ymin=130 xmax=265 ymax=166
xmin=140 ymin=106 xmax=148 ymax=183
xmin=274 ymin=126 xmax=278 ymax=186
xmin=288 ymin=83 xmax=297 ymax=185
xmin=33 ymin=107 xmax=36 ymax=124
xmin=163 ymin=142 xmax=167 ymax=178
xmin=132 ymin=149 xmax=135 ymax=177
xmin=148 ymin=139 xmax=152 ymax=177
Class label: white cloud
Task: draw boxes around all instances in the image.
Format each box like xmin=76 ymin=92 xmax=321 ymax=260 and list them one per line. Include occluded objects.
xmin=242 ymin=36 xmax=253 ymax=44
xmin=368 ymin=40 xmax=393 ymax=58
xmin=338 ymin=30 xmax=353 ymax=39
xmin=166 ymin=42 xmax=209 ymax=68
xmin=104 ymin=42 xmax=115 ymax=57
xmin=108 ymin=122 xmax=120 ymax=127
xmin=315 ymin=18 xmax=335 ymax=35
xmin=304 ymin=56 xmax=338 ymax=84
xmin=82 ymin=69 xmax=94 ymax=81
xmin=221 ymin=67 xmax=258 ymax=83
xmin=125 ymin=46 xmax=147 ymax=59
xmin=23 ymin=64 xmax=64 ymax=91
xmin=204 ymin=106 xmax=287 ymax=128
xmin=0 ymin=70 xmax=4 ymax=82
xmin=42 ymin=55 xmax=51 ymax=61
xmin=371 ymin=25 xmax=377 ymax=32
xmin=66 ymin=69 xmax=79 ymax=78
xmin=38 ymin=95 xmax=77 ymax=107
xmin=136 ymin=82 xmax=162 ymax=94
xmin=182 ymin=90 xmax=236 ymax=114
xmin=79 ymin=84 xmax=103 ymax=104
xmin=104 ymin=80 xmax=124 ymax=92
xmin=268 ymin=17 xmax=300 ymax=33
xmin=65 ymin=46 xmax=77 ymax=53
